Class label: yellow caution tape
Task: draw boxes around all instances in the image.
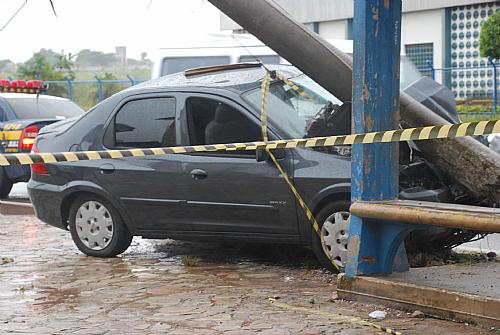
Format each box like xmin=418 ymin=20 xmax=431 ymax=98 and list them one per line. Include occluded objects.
xmin=260 ymin=71 xmax=342 ymax=271
xmin=267 ymin=297 xmax=403 ymax=335
xmin=0 ymin=118 xmax=498 ymax=166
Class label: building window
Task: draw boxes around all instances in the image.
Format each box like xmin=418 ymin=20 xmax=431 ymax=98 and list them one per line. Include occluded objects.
xmin=405 ymin=43 xmax=434 ymax=76
xmin=346 ymin=19 xmax=353 ymax=40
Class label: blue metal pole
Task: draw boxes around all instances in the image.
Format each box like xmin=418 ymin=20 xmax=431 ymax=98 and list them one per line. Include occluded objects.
xmin=126 ymin=74 xmax=135 ymax=86
xmin=488 ymin=57 xmax=497 ymax=115
xmin=427 ymin=59 xmax=435 ymax=81
xmin=64 ymin=77 xmax=73 ymax=100
xmin=346 ymin=0 xmax=411 ymax=276
xmin=94 ymin=76 xmax=103 ymax=102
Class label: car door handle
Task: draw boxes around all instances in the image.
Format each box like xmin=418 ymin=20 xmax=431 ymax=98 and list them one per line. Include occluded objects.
xmin=190 ymin=169 xmax=207 ymax=180
xmin=99 ymin=163 xmax=115 ymax=175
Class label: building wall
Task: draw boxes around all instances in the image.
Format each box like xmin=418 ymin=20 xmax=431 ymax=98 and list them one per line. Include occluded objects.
xmin=319 ymin=20 xmax=348 ymax=39
xmin=220 ymin=0 xmax=500 ymax=99
xmin=401 ymin=9 xmax=446 ymax=83
xmin=220 ymin=0 xmax=498 ymax=30
xmin=450 ymin=2 xmax=500 ymax=99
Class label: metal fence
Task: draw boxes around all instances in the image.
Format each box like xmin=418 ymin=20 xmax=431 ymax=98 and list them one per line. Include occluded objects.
xmin=423 ymin=57 xmax=498 ymax=121
xmin=43 ymin=65 xmax=498 ymax=122
xmin=45 ymin=76 xmax=146 ymax=110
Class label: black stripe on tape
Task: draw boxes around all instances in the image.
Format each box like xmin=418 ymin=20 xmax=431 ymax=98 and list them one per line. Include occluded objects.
xmin=315 ymin=138 xmax=327 ymax=148
xmin=447 ymin=123 xmax=461 ymax=138
xmin=391 ymin=130 xmax=403 ymax=143
xmin=464 ymin=123 xmax=475 ymax=136
xmin=410 ymin=127 xmax=423 ymax=140
xmin=52 ymin=153 xmax=67 ymax=162
xmin=429 ymin=126 xmax=440 ymax=139
xmin=484 ymin=120 xmax=497 ymax=135
xmin=30 ymin=155 xmax=45 ymax=164
xmin=98 ymin=151 xmax=111 ymax=159
xmin=372 ymin=132 xmax=385 ymax=144
xmin=75 ymin=152 xmax=88 ymax=160
xmin=353 ymin=134 xmax=364 ymax=144
xmin=6 ymin=156 xmax=21 ymax=165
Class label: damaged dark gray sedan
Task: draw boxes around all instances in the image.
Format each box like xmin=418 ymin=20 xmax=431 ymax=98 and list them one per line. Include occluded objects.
xmin=28 ymin=64 xmax=488 ymax=271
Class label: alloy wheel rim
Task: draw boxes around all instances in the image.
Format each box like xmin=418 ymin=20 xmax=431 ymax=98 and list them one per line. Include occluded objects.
xmin=320 ymin=211 xmax=350 ymax=268
xmin=75 ymin=201 xmax=114 ymax=250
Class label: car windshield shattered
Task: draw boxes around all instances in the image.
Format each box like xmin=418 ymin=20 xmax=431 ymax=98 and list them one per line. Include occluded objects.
xmin=243 ymin=74 xmax=344 ymax=139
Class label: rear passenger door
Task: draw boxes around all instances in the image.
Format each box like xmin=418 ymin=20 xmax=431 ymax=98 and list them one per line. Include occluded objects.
xmin=98 ymin=94 xmax=190 ymax=232
xmin=178 ymin=94 xmax=299 ymax=237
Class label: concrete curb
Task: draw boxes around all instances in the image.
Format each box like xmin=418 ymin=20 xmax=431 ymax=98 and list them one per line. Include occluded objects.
xmin=0 ymin=200 xmax=34 ymax=215
xmin=337 ymin=273 xmax=500 ymax=327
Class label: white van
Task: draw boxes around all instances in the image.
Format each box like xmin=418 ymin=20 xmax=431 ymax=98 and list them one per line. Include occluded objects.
xmin=151 ymin=34 xmax=279 ymax=78
xmin=151 ymin=33 xmax=356 ymax=79
xmin=151 ymin=34 xmax=420 ymax=90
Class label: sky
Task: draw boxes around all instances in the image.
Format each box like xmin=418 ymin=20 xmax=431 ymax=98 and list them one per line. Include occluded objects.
xmin=0 ymin=0 xmax=222 ymax=63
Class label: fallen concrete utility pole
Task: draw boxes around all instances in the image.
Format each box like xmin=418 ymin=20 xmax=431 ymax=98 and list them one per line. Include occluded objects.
xmin=209 ymin=0 xmax=500 ymax=205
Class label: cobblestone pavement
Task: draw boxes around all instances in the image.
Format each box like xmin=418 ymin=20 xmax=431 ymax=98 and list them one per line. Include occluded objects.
xmin=0 ymin=216 xmax=493 ymax=334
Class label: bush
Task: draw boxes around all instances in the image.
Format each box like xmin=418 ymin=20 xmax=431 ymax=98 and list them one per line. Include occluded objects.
xmin=480 ymin=12 xmax=500 ymax=59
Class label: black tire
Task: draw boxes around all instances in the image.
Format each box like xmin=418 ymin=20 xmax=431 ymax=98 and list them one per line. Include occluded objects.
xmin=311 ymin=200 xmax=351 ymax=273
xmin=69 ymin=195 xmax=132 ymax=257
xmin=0 ymin=170 xmax=13 ymax=198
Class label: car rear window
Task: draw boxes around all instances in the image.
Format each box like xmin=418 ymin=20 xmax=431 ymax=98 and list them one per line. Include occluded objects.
xmin=6 ymin=97 xmax=84 ymax=120
xmin=114 ymin=97 xmax=176 ymax=148
xmin=161 ymin=56 xmax=231 ymax=76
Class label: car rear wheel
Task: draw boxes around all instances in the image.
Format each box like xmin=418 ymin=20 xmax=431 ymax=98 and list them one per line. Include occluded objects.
xmin=312 ymin=200 xmax=350 ymax=273
xmin=69 ymin=195 xmax=132 ymax=257
xmin=0 ymin=170 xmax=13 ymax=198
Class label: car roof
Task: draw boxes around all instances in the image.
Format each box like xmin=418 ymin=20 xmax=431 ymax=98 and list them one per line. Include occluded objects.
xmin=130 ymin=64 xmax=302 ymax=93
xmin=0 ymin=93 xmax=70 ymax=101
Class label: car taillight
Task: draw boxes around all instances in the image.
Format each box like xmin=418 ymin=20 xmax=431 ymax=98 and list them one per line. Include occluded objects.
xmin=19 ymin=125 xmax=39 ymax=151
xmin=30 ymin=144 xmax=49 ymax=175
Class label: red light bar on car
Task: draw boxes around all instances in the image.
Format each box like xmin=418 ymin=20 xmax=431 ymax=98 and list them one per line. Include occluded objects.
xmin=26 ymin=80 xmax=46 ymax=93
xmin=0 ymin=79 xmax=10 ymax=92
xmin=10 ymin=80 xmax=27 ymax=93
xmin=0 ymin=79 xmax=47 ymax=94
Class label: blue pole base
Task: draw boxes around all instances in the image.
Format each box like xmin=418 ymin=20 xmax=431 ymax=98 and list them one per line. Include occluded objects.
xmin=345 ymin=215 xmax=413 ymax=276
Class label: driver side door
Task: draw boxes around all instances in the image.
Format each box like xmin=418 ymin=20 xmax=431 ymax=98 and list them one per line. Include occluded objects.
xmin=178 ymin=93 xmax=299 ymax=237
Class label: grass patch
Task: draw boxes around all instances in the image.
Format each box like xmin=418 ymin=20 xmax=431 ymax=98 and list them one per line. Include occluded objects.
xmin=181 ymin=255 xmax=201 ymax=267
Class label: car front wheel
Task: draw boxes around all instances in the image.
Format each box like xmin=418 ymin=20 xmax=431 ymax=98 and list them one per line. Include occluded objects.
xmin=69 ymin=195 xmax=132 ymax=257
xmin=311 ymin=200 xmax=350 ymax=273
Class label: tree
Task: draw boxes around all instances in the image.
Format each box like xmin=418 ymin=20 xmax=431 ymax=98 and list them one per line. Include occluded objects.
xmin=17 ymin=51 xmax=75 ymax=81
xmin=17 ymin=52 xmax=56 ymax=80
xmin=479 ymin=11 xmax=500 ymax=59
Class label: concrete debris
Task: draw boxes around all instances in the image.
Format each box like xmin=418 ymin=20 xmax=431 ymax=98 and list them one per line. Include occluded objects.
xmin=411 ymin=310 xmax=426 ymax=318
xmin=368 ymin=310 xmax=387 ymax=319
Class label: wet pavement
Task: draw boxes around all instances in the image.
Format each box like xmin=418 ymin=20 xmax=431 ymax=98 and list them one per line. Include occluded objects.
xmin=0 ymin=215 xmax=495 ymax=334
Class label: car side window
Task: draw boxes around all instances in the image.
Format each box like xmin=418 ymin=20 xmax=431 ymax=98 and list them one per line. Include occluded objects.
xmin=186 ymin=97 xmax=261 ymax=155
xmin=114 ymin=97 xmax=176 ymax=148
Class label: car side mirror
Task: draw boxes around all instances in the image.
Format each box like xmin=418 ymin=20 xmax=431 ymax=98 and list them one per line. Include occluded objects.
xmin=256 ymin=148 xmax=269 ymax=162
xmin=256 ymin=148 xmax=286 ymax=162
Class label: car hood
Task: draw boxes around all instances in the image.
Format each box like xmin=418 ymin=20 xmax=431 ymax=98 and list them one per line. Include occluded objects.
xmin=403 ymin=76 xmax=460 ymax=124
